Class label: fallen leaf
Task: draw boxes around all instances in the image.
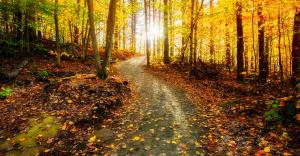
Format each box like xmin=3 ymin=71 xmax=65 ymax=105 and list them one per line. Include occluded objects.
xmin=195 ymin=141 xmax=202 ymax=148
xmin=132 ymin=136 xmax=140 ymax=141
xmin=88 ymin=135 xmax=96 ymax=143
xmin=264 ymin=146 xmax=271 ymax=153
xmin=19 ymin=137 xmax=26 ymax=142
xmin=61 ymin=122 xmax=67 ymax=130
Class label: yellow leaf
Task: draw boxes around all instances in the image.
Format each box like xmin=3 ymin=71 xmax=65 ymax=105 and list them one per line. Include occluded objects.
xmin=264 ymin=146 xmax=271 ymax=153
xmin=149 ymin=129 xmax=155 ymax=134
xmin=195 ymin=141 xmax=202 ymax=148
xmin=88 ymin=135 xmax=96 ymax=143
xmin=67 ymin=100 xmax=73 ymax=104
xmin=19 ymin=137 xmax=26 ymax=142
xmin=61 ymin=122 xmax=67 ymax=130
xmin=109 ymin=144 xmax=115 ymax=149
xmin=44 ymin=149 xmax=50 ymax=153
xmin=132 ymin=136 xmax=140 ymax=141
xmin=171 ymin=140 xmax=177 ymax=144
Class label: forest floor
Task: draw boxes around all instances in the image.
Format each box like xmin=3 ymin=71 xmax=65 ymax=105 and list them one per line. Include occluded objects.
xmin=0 ymin=50 xmax=136 ymax=155
xmin=145 ymin=59 xmax=300 ymax=155
xmin=0 ymin=55 xmax=299 ymax=155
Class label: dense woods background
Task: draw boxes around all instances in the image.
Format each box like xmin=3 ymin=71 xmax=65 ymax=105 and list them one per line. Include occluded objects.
xmin=0 ymin=0 xmax=300 ymax=155
xmin=0 ymin=0 xmax=300 ymax=82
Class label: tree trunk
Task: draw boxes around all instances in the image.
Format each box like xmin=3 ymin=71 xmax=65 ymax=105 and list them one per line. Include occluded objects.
xmin=278 ymin=7 xmax=284 ymax=81
xmin=82 ymin=26 xmax=90 ymax=61
xmin=209 ymin=0 xmax=214 ymax=63
xmin=163 ymin=0 xmax=170 ymax=64
xmin=54 ymin=0 xmax=61 ymax=67
xmin=251 ymin=0 xmax=257 ymax=72
xmin=189 ymin=0 xmax=194 ymax=66
xmin=68 ymin=20 xmax=73 ymax=43
xmin=236 ymin=2 xmax=245 ymax=81
xmin=130 ymin=0 xmax=137 ymax=52
xmin=74 ymin=0 xmax=80 ymax=44
xmin=100 ymin=0 xmax=118 ymax=79
xmin=258 ymin=4 xmax=267 ymax=82
xmin=292 ymin=5 xmax=300 ymax=85
xmin=144 ymin=0 xmax=151 ymax=65
xmin=193 ymin=0 xmax=199 ymax=66
xmin=114 ymin=1 xmax=120 ymax=50
xmin=225 ymin=8 xmax=231 ymax=71
xmin=122 ymin=0 xmax=126 ymax=49
xmin=87 ymin=0 xmax=102 ymax=77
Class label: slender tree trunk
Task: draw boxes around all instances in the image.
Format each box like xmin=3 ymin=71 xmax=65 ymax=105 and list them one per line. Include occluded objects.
xmin=209 ymin=0 xmax=214 ymax=63
xmin=169 ymin=0 xmax=174 ymax=57
xmin=278 ymin=7 xmax=284 ymax=81
xmin=114 ymin=1 xmax=120 ymax=49
xmin=193 ymin=0 xmax=199 ymax=66
xmin=144 ymin=0 xmax=150 ymax=65
xmin=163 ymin=0 xmax=170 ymax=64
xmin=74 ymin=0 xmax=80 ymax=44
xmin=258 ymin=4 xmax=267 ymax=82
xmin=54 ymin=0 xmax=61 ymax=67
xmin=225 ymin=7 xmax=231 ymax=71
xmin=236 ymin=1 xmax=245 ymax=81
xmin=181 ymin=0 xmax=186 ymax=63
xmin=292 ymin=5 xmax=300 ymax=85
xmin=246 ymin=42 xmax=249 ymax=75
xmin=282 ymin=24 xmax=289 ymax=77
xmin=122 ymin=0 xmax=126 ymax=49
xmin=251 ymin=0 xmax=257 ymax=72
xmin=14 ymin=0 xmax=22 ymax=41
xmin=101 ymin=0 xmax=118 ymax=79
xmin=87 ymin=0 xmax=102 ymax=77
xmin=158 ymin=0 xmax=162 ymax=57
xmin=153 ymin=0 xmax=157 ymax=57
xmin=68 ymin=20 xmax=73 ymax=42
xmin=189 ymin=0 xmax=194 ymax=66
xmin=82 ymin=25 xmax=90 ymax=61
xmin=130 ymin=0 xmax=137 ymax=52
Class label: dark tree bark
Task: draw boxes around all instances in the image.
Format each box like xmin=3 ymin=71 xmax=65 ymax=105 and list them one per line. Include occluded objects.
xmin=292 ymin=6 xmax=300 ymax=85
xmin=54 ymin=0 xmax=61 ymax=67
xmin=236 ymin=2 xmax=245 ymax=81
xmin=258 ymin=4 xmax=268 ymax=82
xmin=14 ymin=0 xmax=22 ymax=40
xmin=278 ymin=7 xmax=284 ymax=81
xmin=163 ymin=0 xmax=170 ymax=64
xmin=87 ymin=0 xmax=102 ymax=77
xmin=100 ymin=0 xmax=118 ymax=79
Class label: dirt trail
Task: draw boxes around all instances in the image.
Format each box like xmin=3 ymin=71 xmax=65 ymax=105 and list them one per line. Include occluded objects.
xmin=107 ymin=57 xmax=208 ymax=155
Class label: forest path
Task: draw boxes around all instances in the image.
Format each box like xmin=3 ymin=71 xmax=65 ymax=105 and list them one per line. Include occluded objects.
xmin=108 ymin=56 xmax=208 ymax=155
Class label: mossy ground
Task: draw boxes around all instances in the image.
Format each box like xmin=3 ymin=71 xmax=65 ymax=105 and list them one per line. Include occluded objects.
xmin=0 ymin=116 xmax=60 ymax=155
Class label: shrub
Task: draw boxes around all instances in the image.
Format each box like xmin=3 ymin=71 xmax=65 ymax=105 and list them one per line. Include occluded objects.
xmin=38 ymin=70 xmax=49 ymax=81
xmin=264 ymin=100 xmax=282 ymax=122
xmin=0 ymin=87 xmax=12 ymax=99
